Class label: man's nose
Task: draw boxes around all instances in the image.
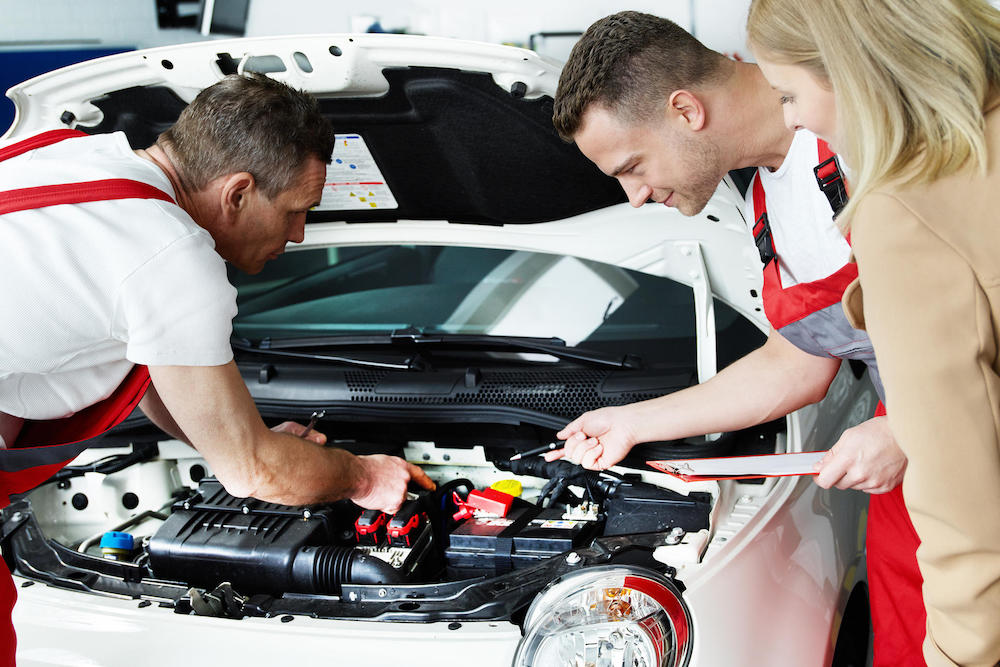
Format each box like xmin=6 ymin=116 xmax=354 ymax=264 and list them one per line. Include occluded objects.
xmin=624 ymin=181 xmax=653 ymax=208
xmin=288 ymin=214 xmax=306 ymax=243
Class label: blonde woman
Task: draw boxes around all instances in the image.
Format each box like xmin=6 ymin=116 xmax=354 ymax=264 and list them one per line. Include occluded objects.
xmin=747 ymin=1 xmax=1000 ymax=666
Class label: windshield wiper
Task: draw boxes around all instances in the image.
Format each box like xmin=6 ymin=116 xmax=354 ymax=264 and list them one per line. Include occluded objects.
xmin=249 ymin=329 xmax=641 ymax=369
xmin=231 ymin=337 xmax=428 ymax=370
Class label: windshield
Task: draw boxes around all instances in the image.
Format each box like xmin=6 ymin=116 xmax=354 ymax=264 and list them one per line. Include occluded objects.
xmin=229 ymin=245 xmax=763 ymax=368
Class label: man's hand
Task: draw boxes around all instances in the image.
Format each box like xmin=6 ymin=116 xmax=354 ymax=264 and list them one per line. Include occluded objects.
xmin=350 ymin=454 xmax=436 ymax=514
xmin=270 ymin=421 xmax=326 ymax=446
xmin=813 ymin=416 xmax=906 ymax=494
xmin=546 ymin=405 xmax=639 ymax=470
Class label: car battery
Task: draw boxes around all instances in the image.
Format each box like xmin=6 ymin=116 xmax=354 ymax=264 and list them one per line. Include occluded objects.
xmin=445 ymin=506 xmax=600 ymax=578
xmin=510 ymin=509 xmax=601 ymax=569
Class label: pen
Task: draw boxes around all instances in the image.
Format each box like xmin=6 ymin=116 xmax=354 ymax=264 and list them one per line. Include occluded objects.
xmin=509 ymin=441 xmax=561 ymax=461
xmin=301 ymin=410 xmax=326 ymax=439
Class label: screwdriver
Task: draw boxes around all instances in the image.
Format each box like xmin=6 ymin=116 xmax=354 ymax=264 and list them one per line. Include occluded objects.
xmin=509 ymin=441 xmax=561 ymax=461
xmin=301 ymin=410 xmax=326 ymax=439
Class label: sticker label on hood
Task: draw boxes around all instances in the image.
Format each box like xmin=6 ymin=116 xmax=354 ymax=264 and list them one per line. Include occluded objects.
xmin=316 ymin=134 xmax=398 ymax=211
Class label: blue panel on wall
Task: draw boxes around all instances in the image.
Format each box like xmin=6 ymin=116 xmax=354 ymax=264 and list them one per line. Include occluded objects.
xmin=0 ymin=48 xmax=132 ymax=135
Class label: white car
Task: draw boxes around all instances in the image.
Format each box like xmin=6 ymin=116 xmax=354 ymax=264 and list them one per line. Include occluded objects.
xmin=1 ymin=34 xmax=875 ymax=667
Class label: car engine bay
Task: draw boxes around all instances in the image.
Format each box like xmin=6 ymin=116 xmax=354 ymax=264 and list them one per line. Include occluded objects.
xmin=0 ymin=415 xmax=780 ymax=623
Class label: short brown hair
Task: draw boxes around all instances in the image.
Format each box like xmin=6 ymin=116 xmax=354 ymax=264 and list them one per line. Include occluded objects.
xmin=158 ymin=73 xmax=334 ymax=199
xmin=553 ymin=11 xmax=726 ymax=141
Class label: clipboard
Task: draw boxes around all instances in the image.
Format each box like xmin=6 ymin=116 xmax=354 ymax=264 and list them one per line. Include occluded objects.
xmin=647 ymin=451 xmax=825 ymax=482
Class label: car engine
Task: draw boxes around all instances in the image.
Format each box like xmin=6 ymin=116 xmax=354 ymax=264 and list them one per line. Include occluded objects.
xmin=139 ymin=456 xmax=711 ymax=598
xmin=0 ymin=403 xmax=795 ymax=624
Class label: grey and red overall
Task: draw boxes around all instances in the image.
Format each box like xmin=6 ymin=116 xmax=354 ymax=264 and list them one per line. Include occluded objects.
xmin=0 ymin=130 xmax=174 ymax=666
xmin=752 ymin=139 xmax=926 ymax=666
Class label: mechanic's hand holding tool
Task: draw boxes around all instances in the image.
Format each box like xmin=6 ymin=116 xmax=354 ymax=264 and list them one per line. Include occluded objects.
xmin=273 ymin=410 xmax=435 ymax=513
xmin=812 ymin=416 xmax=907 ymax=494
xmin=546 ymin=405 xmax=640 ymax=470
xmin=270 ymin=420 xmax=327 ymax=446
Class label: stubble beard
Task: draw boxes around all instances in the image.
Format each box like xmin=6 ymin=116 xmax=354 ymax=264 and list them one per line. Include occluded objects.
xmin=673 ymin=134 xmax=726 ymax=217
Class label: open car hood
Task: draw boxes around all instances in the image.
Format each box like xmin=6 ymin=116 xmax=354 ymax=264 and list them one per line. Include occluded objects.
xmin=4 ymin=34 xmax=624 ymax=225
xmin=3 ymin=33 xmax=766 ymax=329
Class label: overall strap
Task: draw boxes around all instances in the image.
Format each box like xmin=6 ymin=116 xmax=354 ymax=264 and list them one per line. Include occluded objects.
xmin=0 ymin=179 xmax=175 ymax=216
xmin=754 ymin=138 xmax=858 ymax=330
xmin=0 ymin=129 xmax=86 ymax=162
xmin=0 ymin=130 xmax=175 ymax=215
xmin=750 ymin=172 xmax=775 ymax=267
xmin=814 ymin=138 xmax=849 ymax=216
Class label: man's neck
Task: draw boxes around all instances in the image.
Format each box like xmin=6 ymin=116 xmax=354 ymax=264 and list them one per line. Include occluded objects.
xmin=707 ymin=62 xmax=795 ymax=171
xmin=134 ymin=143 xmax=213 ymax=224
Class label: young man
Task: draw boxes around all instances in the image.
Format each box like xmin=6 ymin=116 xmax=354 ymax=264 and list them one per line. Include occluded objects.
xmin=549 ymin=12 xmax=923 ymax=665
xmin=0 ymin=73 xmax=432 ymax=665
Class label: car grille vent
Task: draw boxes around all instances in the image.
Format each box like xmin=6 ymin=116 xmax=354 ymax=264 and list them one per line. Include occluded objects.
xmin=345 ymin=371 xmax=385 ymax=392
xmin=344 ymin=370 xmax=669 ymax=419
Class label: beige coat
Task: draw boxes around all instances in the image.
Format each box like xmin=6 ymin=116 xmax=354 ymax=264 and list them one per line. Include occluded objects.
xmin=843 ymin=101 xmax=1000 ymax=667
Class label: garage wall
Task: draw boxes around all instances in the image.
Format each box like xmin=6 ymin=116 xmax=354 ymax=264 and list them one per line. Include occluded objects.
xmin=245 ymin=0 xmax=755 ymax=61
xmin=0 ymin=1 xmax=208 ymax=49
xmin=0 ymin=1 xmax=755 ymax=62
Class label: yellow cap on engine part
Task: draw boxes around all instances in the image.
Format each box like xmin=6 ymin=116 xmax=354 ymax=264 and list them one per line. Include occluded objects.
xmin=490 ymin=479 xmax=522 ymax=497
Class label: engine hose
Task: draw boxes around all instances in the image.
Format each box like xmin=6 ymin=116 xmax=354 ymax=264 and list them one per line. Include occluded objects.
xmin=496 ymin=457 xmax=621 ymax=499
xmin=291 ymin=545 xmax=401 ymax=595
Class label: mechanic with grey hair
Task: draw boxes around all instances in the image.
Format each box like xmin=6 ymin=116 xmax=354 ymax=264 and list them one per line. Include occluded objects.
xmin=546 ymin=12 xmax=921 ymax=665
xmin=0 ymin=73 xmax=432 ymax=665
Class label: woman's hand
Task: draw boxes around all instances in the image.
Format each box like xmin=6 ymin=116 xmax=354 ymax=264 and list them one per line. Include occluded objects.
xmin=546 ymin=405 xmax=640 ymax=470
xmin=813 ymin=416 xmax=906 ymax=494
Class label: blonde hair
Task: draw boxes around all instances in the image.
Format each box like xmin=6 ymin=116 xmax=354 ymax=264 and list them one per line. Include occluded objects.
xmin=747 ymin=0 xmax=1000 ymax=225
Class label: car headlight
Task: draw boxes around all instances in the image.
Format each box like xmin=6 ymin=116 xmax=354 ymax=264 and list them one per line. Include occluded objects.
xmin=513 ymin=565 xmax=692 ymax=667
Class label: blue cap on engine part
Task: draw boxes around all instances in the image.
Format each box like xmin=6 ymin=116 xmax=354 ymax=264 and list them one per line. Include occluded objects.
xmin=100 ymin=531 xmax=135 ymax=551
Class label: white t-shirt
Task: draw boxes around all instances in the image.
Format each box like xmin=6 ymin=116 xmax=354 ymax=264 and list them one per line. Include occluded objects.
xmin=0 ymin=132 xmax=237 ymax=420
xmin=744 ymin=129 xmax=851 ymax=287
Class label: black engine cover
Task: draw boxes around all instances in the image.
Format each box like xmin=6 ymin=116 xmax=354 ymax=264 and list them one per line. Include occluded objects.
xmin=147 ymin=480 xmax=407 ymax=595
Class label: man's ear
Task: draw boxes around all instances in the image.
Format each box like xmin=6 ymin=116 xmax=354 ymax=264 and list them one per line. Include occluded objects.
xmin=218 ymin=172 xmax=256 ymax=220
xmin=665 ymin=90 xmax=707 ymax=132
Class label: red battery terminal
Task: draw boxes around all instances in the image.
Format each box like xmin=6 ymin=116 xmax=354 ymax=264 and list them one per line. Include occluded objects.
xmin=387 ymin=512 xmax=425 ymax=547
xmin=469 ymin=488 xmax=514 ymax=517
xmin=355 ymin=509 xmax=389 ymax=545
xmin=452 ymin=488 xmax=515 ymax=521
xmin=452 ymin=492 xmax=477 ymax=521
xmin=387 ymin=499 xmax=427 ymax=548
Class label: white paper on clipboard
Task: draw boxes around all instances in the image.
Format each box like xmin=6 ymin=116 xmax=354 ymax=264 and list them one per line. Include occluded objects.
xmin=648 ymin=451 xmax=825 ymax=481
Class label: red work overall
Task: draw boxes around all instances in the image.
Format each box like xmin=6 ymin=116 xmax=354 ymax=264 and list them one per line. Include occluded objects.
xmin=751 ymin=141 xmax=927 ymax=666
xmin=0 ymin=130 xmax=174 ymax=666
